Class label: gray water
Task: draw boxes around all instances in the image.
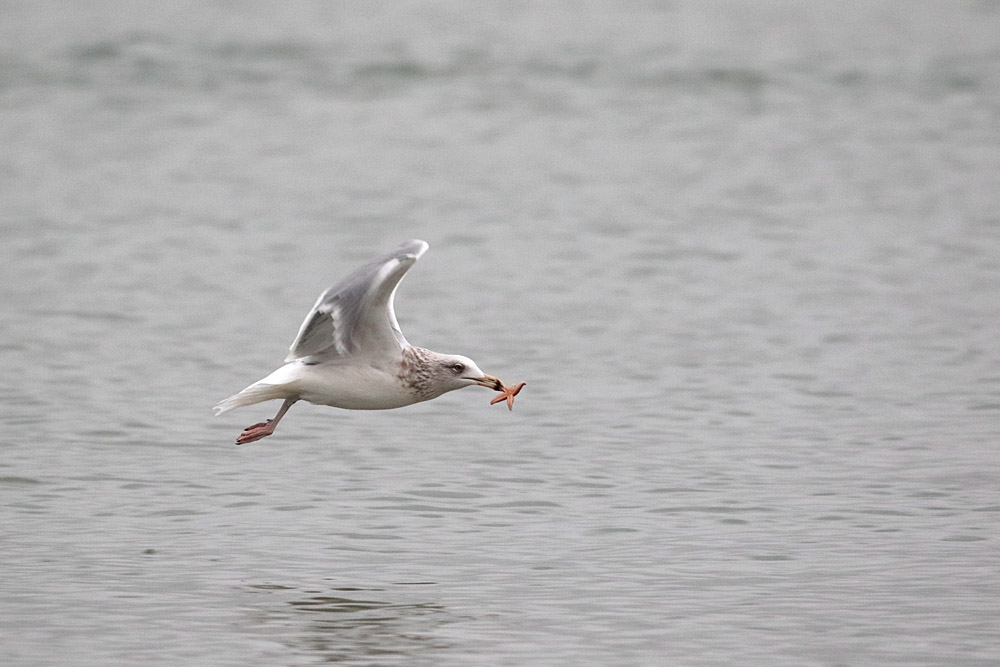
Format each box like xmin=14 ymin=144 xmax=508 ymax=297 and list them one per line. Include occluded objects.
xmin=3 ymin=1 xmax=1000 ymax=665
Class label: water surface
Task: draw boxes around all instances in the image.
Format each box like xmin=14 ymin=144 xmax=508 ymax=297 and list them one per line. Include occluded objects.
xmin=2 ymin=2 xmax=999 ymax=665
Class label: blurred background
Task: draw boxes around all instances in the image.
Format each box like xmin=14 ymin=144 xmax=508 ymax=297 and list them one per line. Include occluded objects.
xmin=2 ymin=1 xmax=999 ymax=665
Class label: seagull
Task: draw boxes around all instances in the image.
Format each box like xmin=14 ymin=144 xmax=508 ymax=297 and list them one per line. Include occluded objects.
xmin=214 ymin=239 xmax=520 ymax=445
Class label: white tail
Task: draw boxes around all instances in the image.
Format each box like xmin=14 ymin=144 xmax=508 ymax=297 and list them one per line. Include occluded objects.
xmin=213 ymin=383 xmax=289 ymax=415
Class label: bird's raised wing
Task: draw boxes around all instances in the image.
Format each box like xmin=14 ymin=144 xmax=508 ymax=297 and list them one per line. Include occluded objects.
xmin=285 ymin=239 xmax=429 ymax=362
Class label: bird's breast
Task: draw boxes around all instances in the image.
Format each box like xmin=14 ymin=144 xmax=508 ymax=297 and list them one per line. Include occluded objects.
xmin=294 ymin=362 xmax=420 ymax=410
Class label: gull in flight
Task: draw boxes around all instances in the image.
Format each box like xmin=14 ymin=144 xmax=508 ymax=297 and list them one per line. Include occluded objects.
xmin=214 ymin=239 xmax=523 ymax=444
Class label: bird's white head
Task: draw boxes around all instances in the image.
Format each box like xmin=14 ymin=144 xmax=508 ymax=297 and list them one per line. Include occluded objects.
xmin=400 ymin=347 xmax=503 ymax=402
xmin=434 ymin=353 xmax=503 ymax=393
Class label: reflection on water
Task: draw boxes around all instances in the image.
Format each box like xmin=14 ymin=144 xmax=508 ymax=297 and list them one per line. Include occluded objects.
xmin=247 ymin=583 xmax=451 ymax=664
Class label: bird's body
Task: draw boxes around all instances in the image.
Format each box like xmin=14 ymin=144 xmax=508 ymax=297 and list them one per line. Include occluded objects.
xmin=214 ymin=240 xmax=508 ymax=444
xmin=227 ymin=346 xmax=466 ymax=412
xmin=288 ymin=360 xmax=417 ymax=410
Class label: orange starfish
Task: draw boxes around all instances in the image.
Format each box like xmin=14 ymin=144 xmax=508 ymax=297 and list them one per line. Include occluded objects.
xmin=490 ymin=381 xmax=526 ymax=411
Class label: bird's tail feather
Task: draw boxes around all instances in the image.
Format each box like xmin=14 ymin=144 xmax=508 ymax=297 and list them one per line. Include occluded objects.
xmin=213 ymin=383 xmax=289 ymax=416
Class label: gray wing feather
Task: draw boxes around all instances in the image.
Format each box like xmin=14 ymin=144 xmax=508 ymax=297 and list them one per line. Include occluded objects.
xmin=285 ymin=239 xmax=429 ymax=361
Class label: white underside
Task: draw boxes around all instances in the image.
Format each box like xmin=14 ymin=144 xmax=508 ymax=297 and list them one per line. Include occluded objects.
xmin=221 ymin=359 xmax=421 ymax=412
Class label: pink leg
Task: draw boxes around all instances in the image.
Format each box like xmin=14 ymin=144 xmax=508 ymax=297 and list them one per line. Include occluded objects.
xmin=235 ymin=398 xmax=298 ymax=445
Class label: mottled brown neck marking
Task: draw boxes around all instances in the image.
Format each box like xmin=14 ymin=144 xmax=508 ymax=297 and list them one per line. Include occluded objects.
xmin=398 ymin=346 xmax=436 ymax=400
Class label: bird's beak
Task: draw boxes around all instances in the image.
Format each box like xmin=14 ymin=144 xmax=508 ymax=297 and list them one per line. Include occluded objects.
xmin=468 ymin=374 xmax=504 ymax=391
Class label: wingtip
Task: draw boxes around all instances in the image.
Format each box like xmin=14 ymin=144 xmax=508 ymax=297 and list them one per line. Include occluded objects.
xmin=403 ymin=239 xmax=429 ymax=259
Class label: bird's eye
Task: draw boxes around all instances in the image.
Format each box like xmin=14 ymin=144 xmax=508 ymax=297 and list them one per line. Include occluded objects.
xmin=451 ymin=362 xmax=465 ymax=374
